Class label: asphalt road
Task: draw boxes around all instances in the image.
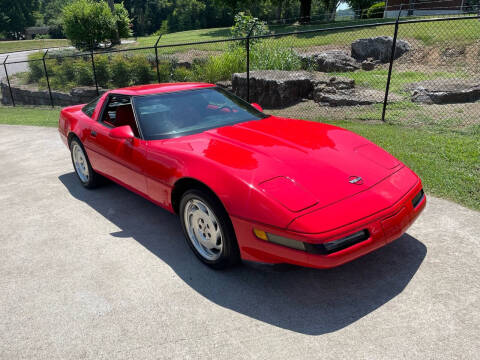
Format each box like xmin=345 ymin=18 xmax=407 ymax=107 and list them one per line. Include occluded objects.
xmin=0 ymin=50 xmax=38 ymax=79
xmin=1 ymin=124 xmax=479 ymax=359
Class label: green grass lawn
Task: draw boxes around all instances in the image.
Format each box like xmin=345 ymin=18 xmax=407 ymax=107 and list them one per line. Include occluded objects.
xmin=1 ymin=15 xmax=478 ymax=54
xmin=130 ymin=15 xmax=480 ymax=52
xmin=0 ymin=106 xmax=60 ymax=126
xmin=0 ymin=39 xmax=70 ymax=54
xmin=333 ymin=69 xmax=468 ymax=94
xmin=1 ymin=105 xmax=478 ymax=211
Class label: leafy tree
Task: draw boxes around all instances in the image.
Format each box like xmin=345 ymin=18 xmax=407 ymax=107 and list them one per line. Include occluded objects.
xmin=167 ymin=0 xmax=206 ymax=32
xmin=230 ymin=12 xmax=269 ymax=44
xmin=62 ymin=0 xmax=131 ymax=50
xmin=39 ymin=0 xmax=72 ymax=25
xmin=122 ymin=0 xmax=173 ymax=36
xmin=0 ymin=0 xmax=39 ymax=39
xmin=345 ymin=0 xmax=376 ymax=18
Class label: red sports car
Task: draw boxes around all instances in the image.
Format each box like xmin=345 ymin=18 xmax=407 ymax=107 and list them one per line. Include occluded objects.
xmin=59 ymin=83 xmax=426 ymax=269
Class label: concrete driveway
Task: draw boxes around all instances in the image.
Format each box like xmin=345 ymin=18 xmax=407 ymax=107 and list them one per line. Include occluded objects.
xmin=0 ymin=124 xmax=479 ymax=359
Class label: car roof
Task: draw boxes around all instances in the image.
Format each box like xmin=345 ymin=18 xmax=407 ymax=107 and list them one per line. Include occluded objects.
xmin=112 ymin=82 xmax=215 ymax=96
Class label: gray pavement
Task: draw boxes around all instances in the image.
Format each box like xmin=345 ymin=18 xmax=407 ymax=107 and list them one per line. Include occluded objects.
xmin=0 ymin=49 xmax=45 ymax=78
xmin=0 ymin=124 xmax=479 ymax=359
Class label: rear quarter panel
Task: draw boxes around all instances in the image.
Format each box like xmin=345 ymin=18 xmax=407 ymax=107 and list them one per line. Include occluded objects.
xmin=59 ymin=93 xmax=108 ymax=148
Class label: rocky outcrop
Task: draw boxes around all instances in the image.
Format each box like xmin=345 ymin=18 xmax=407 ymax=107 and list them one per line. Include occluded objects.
xmin=351 ymin=36 xmax=410 ymax=63
xmin=232 ymin=70 xmax=314 ymax=108
xmin=1 ymin=82 xmax=105 ymax=106
xmin=231 ymin=70 xmax=397 ymax=108
xmin=298 ymin=50 xmax=360 ymax=72
xmin=411 ymin=84 xmax=480 ymax=104
xmin=361 ymin=59 xmax=376 ymax=71
xmin=312 ymin=74 xmax=355 ymax=91
xmin=313 ymin=88 xmax=387 ymax=107
xmin=311 ymin=73 xmax=399 ymax=106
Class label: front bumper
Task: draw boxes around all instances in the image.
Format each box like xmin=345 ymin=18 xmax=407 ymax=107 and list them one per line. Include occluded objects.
xmin=232 ymin=180 xmax=426 ymax=269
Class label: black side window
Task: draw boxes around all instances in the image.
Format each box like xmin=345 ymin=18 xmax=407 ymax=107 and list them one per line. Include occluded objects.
xmin=100 ymin=94 xmax=141 ymax=138
xmin=81 ymin=96 xmax=101 ymax=118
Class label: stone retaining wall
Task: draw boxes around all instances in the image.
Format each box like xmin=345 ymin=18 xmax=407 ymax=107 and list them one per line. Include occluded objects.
xmin=1 ymin=82 xmax=104 ymax=106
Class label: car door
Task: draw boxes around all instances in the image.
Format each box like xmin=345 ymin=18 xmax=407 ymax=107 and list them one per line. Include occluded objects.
xmin=84 ymin=94 xmax=148 ymax=194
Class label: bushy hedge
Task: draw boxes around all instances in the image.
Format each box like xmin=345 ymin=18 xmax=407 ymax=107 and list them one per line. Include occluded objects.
xmin=25 ymin=40 xmax=305 ymax=90
xmin=367 ymin=2 xmax=386 ymax=19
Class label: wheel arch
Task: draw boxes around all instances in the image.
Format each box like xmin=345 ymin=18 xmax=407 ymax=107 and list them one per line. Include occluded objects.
xmin=171 ymin=177 xmax=227 ymax=216
xmin=67 ymin=131 xmax=80 ymax=147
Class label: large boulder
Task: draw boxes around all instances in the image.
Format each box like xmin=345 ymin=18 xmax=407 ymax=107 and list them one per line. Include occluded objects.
xmin=311 ymin=74 xmax=399 ymax=106
xmin=232 ymin=70 xmax=314 ymax=108
xmin=298 ymin=50 xmax=360 ymax=72
xmin=351 ymin=36 xmax=410 ymax=63
xmin=410 ymin=80 xmax=480 ymax=104
xmin=313 ymin=87 xmax=386 ymax=107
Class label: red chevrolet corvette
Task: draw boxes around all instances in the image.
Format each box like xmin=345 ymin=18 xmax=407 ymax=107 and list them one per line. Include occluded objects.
xmin=59 ymin=83 xmax=426 ymax=269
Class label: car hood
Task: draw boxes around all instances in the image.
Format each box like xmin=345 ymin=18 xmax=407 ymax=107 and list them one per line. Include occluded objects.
xmin=163 ymin=116 xmax=402 ymax=212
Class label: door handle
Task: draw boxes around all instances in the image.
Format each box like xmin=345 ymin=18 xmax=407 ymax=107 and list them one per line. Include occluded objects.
xmin=90 ymin=130 xmax=97 ymax=137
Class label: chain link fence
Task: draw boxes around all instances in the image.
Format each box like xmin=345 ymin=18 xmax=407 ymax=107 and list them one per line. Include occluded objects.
xmin=1 ymin=15 xmax=479 ymax=133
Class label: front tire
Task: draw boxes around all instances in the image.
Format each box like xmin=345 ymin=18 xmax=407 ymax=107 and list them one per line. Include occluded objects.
xmin=70 ymin=138 xmax=101 ymax=189
xmin=179 ymin=189 xmax=240 ymax=269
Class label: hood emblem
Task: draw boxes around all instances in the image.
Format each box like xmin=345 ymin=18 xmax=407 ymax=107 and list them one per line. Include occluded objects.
xmin=348 ymin=176 xmax=364 ymax=185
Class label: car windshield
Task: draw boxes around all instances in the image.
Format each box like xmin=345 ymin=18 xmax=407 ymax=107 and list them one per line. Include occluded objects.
xmin=132 ymin=87 xmax=268 ymax=140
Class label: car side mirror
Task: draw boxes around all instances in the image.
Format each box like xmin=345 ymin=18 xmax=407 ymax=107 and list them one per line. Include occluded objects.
xmin=251 ymin=103 xmax=263 ymax=112
xmin=109 ymin=125 xmax=134 ymax=140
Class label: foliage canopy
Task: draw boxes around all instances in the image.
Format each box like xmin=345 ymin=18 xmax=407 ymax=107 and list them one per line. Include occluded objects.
xmin=62 ymin=0 xmax=130 ymax=50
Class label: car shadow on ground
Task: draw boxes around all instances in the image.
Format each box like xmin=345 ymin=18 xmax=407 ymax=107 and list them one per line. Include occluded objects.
xmin=59 ymin=172 xmax=427 ymax=336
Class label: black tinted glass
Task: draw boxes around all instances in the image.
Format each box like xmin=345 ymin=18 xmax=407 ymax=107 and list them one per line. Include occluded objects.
xmin=133 ymin=87 xmax=267 ymax=140
xmin=81 ymin=96 xmax=101 ymax=118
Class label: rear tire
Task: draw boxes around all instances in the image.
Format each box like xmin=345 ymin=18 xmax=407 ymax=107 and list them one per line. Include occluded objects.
xmin=70 ymin=138 xmax=101 ymax=189
xmin=180 ymin=189 xmax=240 ymax=269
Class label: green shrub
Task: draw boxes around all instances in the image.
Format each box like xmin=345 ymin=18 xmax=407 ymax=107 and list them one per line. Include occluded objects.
xmin=157 ymin=60 xmax=173 ymax=83
xmin=56 ymin=58 xmax=76 ymax=83
xmin=49 ymin=76 xmax=69 ymax=91
xmin=110 ymin=55 xmax=131 ymax=87
xmin=172 ymin=66 xmax=195 ymax=82
xmin=130 ymin=54 xmax=155 ymax=85
xmin=27 ymin=53 xmax=45 ymax=83
xmin=73 ymin=60 xmax=94 ymax=86
xmin=367 ymin=2 xmax=386 ymax=19
xmin=94 ymin=55 xmax=111 ymax=87
xmin=194 ymin=47 xmax=246 ymax=83
xmin=250 ymin=42 xmax=302 ymax=71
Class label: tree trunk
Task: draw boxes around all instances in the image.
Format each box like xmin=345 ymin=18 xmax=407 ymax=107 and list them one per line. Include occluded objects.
xmin=107 ymin=0 xmax=121 ymax=45
xmin=300 ymin=0 xmax=312 ymax=24
xmin=327 ymin=0 xmax=338 ymax=21
xmin=276 ymin=1 xmax=283 ymax=21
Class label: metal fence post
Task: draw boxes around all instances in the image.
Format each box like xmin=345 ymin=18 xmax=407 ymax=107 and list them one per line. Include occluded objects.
xmin=246 ymin=21 xmax=257 ymax=103
xmin=155 ymin=34 xmax=162 ymax=83
xmin=381 ymin=8 xmax=402 ymax=122
xmin=90 ymin=49 xmax=99 ymax=96
xmin=2 ymin=55 xmax=15 ymax=106
xmin=42 ymin=50 xmax=54 ymax=108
